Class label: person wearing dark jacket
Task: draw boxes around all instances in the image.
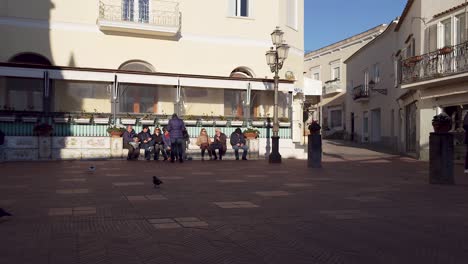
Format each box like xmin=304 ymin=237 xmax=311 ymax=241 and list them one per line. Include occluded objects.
xmin=123 ymin=125 xmax=137 ymax=160
xmin=162 ymin=127 xmax=172 ymax=160
xmin=138 ymin=126 xmax=153 ymax=160
xmin=464 ymin=113 xmax=468 ymax=174
xmin=151 ymin=127 xmax=167 ymax=161
xmin=230 ymin=128 xmax=249 ymax=160
xmin=210 ymin=128 xmax=227 ymax=160
xmin=167 ymin=113 xmax=186 ymax=163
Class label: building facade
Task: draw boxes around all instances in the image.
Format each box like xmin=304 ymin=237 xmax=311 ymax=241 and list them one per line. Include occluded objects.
xmin=303 ymin=25 xmax=386 ymax=138
xmin=0 ymin=0 xmax=307 ymax=160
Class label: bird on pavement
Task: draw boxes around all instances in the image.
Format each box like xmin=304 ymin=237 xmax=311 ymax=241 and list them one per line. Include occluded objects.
xmin=88 ymin=165 xmax=96 ymax=173
xmin=0 ymin=208 xmax=12 ymax=218
xmin=153 ymin=176 xmax=163 ymax=188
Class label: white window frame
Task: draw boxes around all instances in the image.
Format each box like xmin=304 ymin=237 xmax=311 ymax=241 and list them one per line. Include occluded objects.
xmin=286 ymin=0 xmax=298 ymax=30
xmin=330 ymin=60 xmax=341 ymax=81
xmin=310 ymin=66 xmax=321 ymax=81
xmin=228 ymin=0 xmax=252 ymax=18
xmin=439 ymin=18 xmax=453 ymax=48
xmin=373 ymin=63 xmax=380 ymax=83
xmin=328 ymin=106 xmax=343 ymax=130
xmin=364 ymin=69 xmax=369 ymax=90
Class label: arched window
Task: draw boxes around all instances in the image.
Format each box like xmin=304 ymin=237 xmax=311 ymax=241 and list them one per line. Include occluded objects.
xmin=118 ymin=60 xmax=155 ymax=72
xmin=230 ymin=67 xmax=254 ymax=78
xmin=8 ymin=52 xmax=52 ymax=66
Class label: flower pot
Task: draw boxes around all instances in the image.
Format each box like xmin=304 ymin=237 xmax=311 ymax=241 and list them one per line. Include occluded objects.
xmin=201 ymin=120 xmax=214 ymax=126
xmin=185 ymin=120 xmax=198 ymax=126
xmin=432 ymin=122 xmax=451 ymax=133
xmin=279 ymin=122 xmax=291 ymax=127
xmin=251 ymin=121 xmax=265 ymax=127
xmin=215 ymin=120 xmax=228 ymax=126
xmin=75 ymin=118 xmax=91 ymax=124
xmin=22 ymin=116 xmax=38 ymax=123
xmin=0 ymin=116 xmax=15 ymax=122
xmin=158 ymin=119 xmax=169 ymax=125
xmin=121 ymin=118 xmax=137 ymax=125
xmin=109 ymin=131 xmax=124 ymax=137
xmin=408 ymin=56 xmax=422 ymax=63
xmin=244 ymin=132 xmax=258 ymax=139
xmin=140 ymin=119 xmax=155 ymax=125
xmin=94 ymin=117 xmax=110 ymax=124
xmin=438 ymin=47 xmax=453 ymax=55
xmin=53 ymin=117 xmax=69 ymax=123
xmin=230 ymin=120 xmax=244 ymax=127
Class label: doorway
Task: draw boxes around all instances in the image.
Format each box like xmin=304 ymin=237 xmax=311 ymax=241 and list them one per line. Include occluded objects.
xmin=370 ymin=109 xmax=381 ymax=143
xmin=405 ymin=102 xmax=417 ymax=153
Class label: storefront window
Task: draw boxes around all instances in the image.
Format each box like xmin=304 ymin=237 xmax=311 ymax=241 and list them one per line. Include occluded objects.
xmin=224 ymin=89 xmax=246 ymax=117
xmin=53 ymin=80 xmax=111 ymax=113
xmin=119 ymin=83 xmax=175 ymax=114
xmin=0 ymin=77 xmax=43 ymax=111
xmin=180 ymin=87 xmax=224 ymax=116
xmin=250 ymin=90 xmax=290 ymax=119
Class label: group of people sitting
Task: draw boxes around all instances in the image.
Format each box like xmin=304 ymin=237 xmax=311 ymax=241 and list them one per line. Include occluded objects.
xmin=123 ymin=113 xmax=249 ymax=162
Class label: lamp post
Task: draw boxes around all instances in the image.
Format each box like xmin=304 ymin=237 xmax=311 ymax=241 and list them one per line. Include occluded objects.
xmin=266 ymin=27 xmax=290 ymax=163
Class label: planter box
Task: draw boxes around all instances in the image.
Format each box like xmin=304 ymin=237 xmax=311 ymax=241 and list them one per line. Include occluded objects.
xmin=140 ymin=119 xmax=155 ymax=125
xmin=158 ymin=119 xmax=169 ymax=125
xmin=279 ymin=122 xmax=291 ymax=127
xmin=53 ymin=117 xmax=70 ymax=123
xmin=215 ymin=120 xmax=228 ymax=126
xmin=185 ymin=120 xmax=198 ymax=126
xmin=22 ymin=116 xmax=38 ymax=123
xmin=251 ymin=121 xmax=265 ymax=127
xmin=75 ymin=118 xmax=92 ymax=124
xmin=230 ymin=120 xmax=244 ymax=126
xmin=200 ymin=120 xmax=214 ymax=126
xmin=94 ymin=117 xmax=110 ymax=124
xmin=121 ymin=118 xmax=137 ymax=125
xmin=0 ymin=116 xmax=15 ymax=122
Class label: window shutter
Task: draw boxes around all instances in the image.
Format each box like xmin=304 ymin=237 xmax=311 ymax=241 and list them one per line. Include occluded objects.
xmin=228 ymin=0 xmax=236 ymax=16
xmin=426 ymin=24 xmax=437 ymax=53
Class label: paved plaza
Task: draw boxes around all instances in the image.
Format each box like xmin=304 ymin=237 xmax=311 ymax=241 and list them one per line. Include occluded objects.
xmin=0 ymin=141 xmax=468 ymax=264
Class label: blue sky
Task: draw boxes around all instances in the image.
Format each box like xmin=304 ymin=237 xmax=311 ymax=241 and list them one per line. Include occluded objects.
xmin=304 ymin=0 xmax=408 ymax=52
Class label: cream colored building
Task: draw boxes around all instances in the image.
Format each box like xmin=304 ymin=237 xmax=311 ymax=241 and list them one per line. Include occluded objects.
xmin=303 ymin=25 xmax=386 ymax=138
xmin=0 ymin=0 xmax=307 ymax=158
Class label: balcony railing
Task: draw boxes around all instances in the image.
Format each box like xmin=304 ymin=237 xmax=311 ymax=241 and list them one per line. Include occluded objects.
xmin=352 ymin=85 xmax=369 ymax=101
xmin=402 ymin=41 xmax=468 ymax=84
xmin=322 ymin=79 xmax=343 ymax=95
xmin=98 ymin=0 xmax=180 ymax=36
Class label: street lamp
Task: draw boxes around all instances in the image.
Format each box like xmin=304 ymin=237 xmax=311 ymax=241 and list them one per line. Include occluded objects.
xmin=266 ymin=27 xmax=290 ymax=163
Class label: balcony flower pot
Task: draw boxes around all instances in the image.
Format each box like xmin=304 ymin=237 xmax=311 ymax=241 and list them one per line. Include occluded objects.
xmin=438 ymin=47 xmax=453 ymax=55
xmin=22 ymin=116 xmax=38 ymax=123
xmin=201 ymin=120 xmax=214 ymax=126
xmin=0 ymin=116 xmax=15 ymax=122
xmin=279 ymin=122 xmax=291 ymax=127
xmin=243 ymin=128 xmax=260 ymax=139
xmin=158 ymin=119 xmax=169 ymax=125
xmin=140 ymin=119 xmax=155 ymax=125
xmin=251 ymin=120 xmax=265 ymax=127
xmin=53 ymin=117 xmax=70 ymax=123
xmin=230 ymin=120 xmax=244 ymax=126
xmin=408 ymin=56 xmax=422 ymax=63
xmin=185 ymin=120 xmax=198 ymax=126
xmin=215 ymin=120 xmax=228 ymax=126
xmin=75 ymin=117 xmax=92 ymax=124
xmin=121 ymin=118 xmax=137 ymax=125
xmin=94 ymin=117 xmax=110 ymax=124
xmin=106 ymin=126 xmax=126 ymax=138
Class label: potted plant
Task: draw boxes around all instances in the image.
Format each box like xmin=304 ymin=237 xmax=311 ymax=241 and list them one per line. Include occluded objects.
xmin=121 ymin=113 xmax=137 ymax=125
xmin=243 ymin=127 xmax=260 ymax=139
xmin=93 ymin=109 xmax=110 ymax=124
xmin=158 ymin=110 xmax=169 ymax=125
xmin=0 ymin=106 xmax=16 ymax=122
xmin=53 ymin=112 xmax=71 ymax=123
xmin=438 ymin=46 xmax=453 ymax=55
xmin=230 ymin=117 xmax=244 ymax=127
xmin=106 ymin=125 xmax=126 ymax=137
xmin=215 ymin=115 xmax=228 ymax=126
xmin=251 ymin=116 xmax=265 ymax=127
xmin=140 ymin=114 xmax=155 ymax=125
xmin=408 ymin=55 xmax=423 ymax=63
xmin=279 ymin=117 xmax=290 ymax=127
xmin=183 ymin=115 xmax=198 ymax=126
xmin=33 ymin=123 xmax=53 ymax=137
xmin=75 ymin=111 xmax=93 ymax=124
xmin=432 ymin=113 xmax=452 ymax=133
xmin=201 ymin=112 xmax=214 ymax=126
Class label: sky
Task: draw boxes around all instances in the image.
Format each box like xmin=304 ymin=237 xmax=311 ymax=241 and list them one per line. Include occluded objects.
xmin=304 ymin=0 xmax=408 ymax=53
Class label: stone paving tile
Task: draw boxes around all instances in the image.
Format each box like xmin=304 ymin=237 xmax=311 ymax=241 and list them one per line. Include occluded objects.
xmin=126 ymin=195 xmax=147 ymax=201
xmin=284 ymin=183 xmax=314 ymax=188
xmin=148 ymin=218 xmax=175 ymax=224
xmin=216 ymin=179 xmax=247 ymax=183
xmin=158 ymin=176 xmax=184 ymax=180
xmin=245 ymin=174 xmax=268 ymax=178
xmin=59 ymin=178 xmax=87 ymax=183
xmin=112 ymin=182 xmax=145 ymax=186
xmin=191 ymin=172 xmax=214 ymax=175
xmin=179 ymin=221 xmax=209 ymax=227
xmin=153 ymin=223 xmax=182 ymax=229
xmin=174 ymin=217 xmax=200 ymax=222
xmin=104 ymin=173 xmax=129 ymax=177
xmin=56 ymin=188 xmax=90 ymax=194
xmin=49 ymin=208 xmax=73 ymax=216
xmin=0 ymin=185 xmax=28 ymax=189
xmin=319 ymin=209 xmax=375 ymax=220
xmin=346 ymin=196 xmax=387 ymax=202
xmin=49 ymin=207 xmax=97 ymax=216
xmin=214 ymin=201 xmax=259 ymax=208
xmin=145 ymin=194 xmax=167 ymax=200
xmin=254 ymin=191 xmax=291 ymax=197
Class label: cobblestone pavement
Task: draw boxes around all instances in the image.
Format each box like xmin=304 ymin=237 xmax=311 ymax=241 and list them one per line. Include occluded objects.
xmin=1 ymin=141 xmax=468 ymax=264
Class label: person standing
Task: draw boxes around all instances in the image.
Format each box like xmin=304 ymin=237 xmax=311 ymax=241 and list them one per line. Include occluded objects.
xmin=230 ymin=128 xmax=248 ymax=160
xmin=151 ymin=127 xmax=167 ymax=161
xmin=464 ymin=112 xmax=468 ymax=174
xmin=167 ymin=113 xmax=186 ymax=163
xmin=210 ymin=128 xmax=227 ymax=160
xmin=123 ymin=125 xmax=137 ymax=160
xmin=138 ymin=126 xmax=153 ymax=161
xmin=196 ymin=128 xmax=212 ymax=160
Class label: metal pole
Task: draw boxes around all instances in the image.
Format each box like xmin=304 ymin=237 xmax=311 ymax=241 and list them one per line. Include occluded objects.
xmin=269 ymin=52 xmax=282 ymax=163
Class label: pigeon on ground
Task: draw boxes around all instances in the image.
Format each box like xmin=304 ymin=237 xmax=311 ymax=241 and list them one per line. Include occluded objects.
xmin=153 ymin=176 xmax=163 ymax=188
xmin=88 ymin=165 xmax=96 ymax=173
xmin=0 ymin=208 xmax=12 ymax=217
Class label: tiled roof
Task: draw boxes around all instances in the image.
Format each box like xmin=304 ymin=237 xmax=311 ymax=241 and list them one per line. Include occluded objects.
xmin=434 ymin=2 xmax=468 ymax=18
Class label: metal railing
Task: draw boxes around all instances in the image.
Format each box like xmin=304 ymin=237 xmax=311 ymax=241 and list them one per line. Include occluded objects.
xmin=352 ymin=85 xmax=369 ymax=100
xmin=98 ymin=0 xmax=180 ymax=28
xmin=402 ymin=41 xmax=468 ymax=84
xmin=322 ymin=79 xmax=343 ymax=95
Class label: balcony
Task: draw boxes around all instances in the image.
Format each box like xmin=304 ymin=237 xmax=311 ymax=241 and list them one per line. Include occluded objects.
xmin=98 ymin=0 xmax=180 ymax=37
xmin=322 ymin=79 xmax=343 ymax=95
xmin=401 ymin=41 xmax=468 ymax=89
xmin=353 ymin=85 xmax=369 ymax=102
